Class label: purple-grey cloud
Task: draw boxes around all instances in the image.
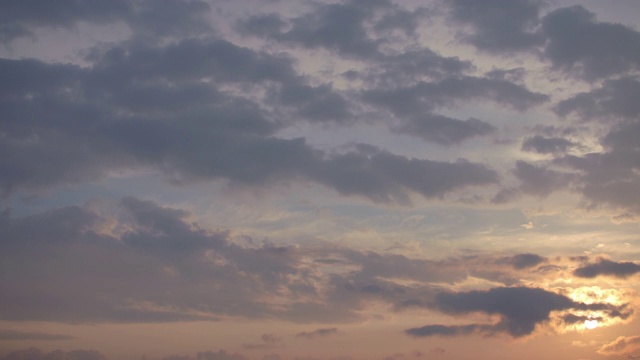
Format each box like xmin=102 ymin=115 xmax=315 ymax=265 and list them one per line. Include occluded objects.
xmin=406 ymin=286 xmax=628 ymax=338
xmin=573 ymin=258 xmax=640 ymax=279
xmin=295 ymin=328 xmax=338 ymax=339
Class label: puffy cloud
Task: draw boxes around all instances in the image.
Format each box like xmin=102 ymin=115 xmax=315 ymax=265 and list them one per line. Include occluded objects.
xmin=0 ymin=36 xmax=499 ymax=204
xmin=313 ymin=146 xmax=499 ymax=204
xmin=597 ymin=335 xmax=640 ymax=356
xmin=500 ymin=253 xmax=547 ymax=270
xmin=555 ymin=77 xmax=640 ymax=121
xmin=447 ymin=0 xmax=544 ymax=52
xmin=542 ymin=6 xmax=640 ymax=81
xmin=236 ymin=0 xmax=425 ymax=59
xmin=573 ymin=258 xmax=640 ymax=279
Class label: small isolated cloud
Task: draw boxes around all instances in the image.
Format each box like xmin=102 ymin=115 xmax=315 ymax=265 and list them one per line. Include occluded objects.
xmin=573 ymin=258 xmax=640 ymax=279
xmin=406 ymin=324 xmax=486 ymax=337
xmin=243 ymin=334 xmax=283 ymax=350
xmin=499 ymin=253 xmax=546 ymax=269
xmin=295 ymin=328 xmax=338 ymax=339
xmin=597 ymin=336 xmax=640 ymax=356
xmin=0 ymin=329 xmax=74 ymax=341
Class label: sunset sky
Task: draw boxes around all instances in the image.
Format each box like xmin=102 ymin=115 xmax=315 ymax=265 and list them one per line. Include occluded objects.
xmin=2 ymin=0 xmax=640 ymax=359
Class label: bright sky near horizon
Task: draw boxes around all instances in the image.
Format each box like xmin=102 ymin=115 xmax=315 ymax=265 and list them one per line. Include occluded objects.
xmin=1 ymin=1 xmax=640 ymax=359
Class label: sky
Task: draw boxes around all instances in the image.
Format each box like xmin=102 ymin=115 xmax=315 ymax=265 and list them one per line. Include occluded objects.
xmin=1 ymin=0 xmax=640 ymax=359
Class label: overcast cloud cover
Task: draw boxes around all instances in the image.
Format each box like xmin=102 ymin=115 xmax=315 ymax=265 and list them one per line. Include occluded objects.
xmin=1 ymin=1 xmax=640 ymax=360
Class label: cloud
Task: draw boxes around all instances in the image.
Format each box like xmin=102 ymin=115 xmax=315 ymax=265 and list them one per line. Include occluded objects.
xmin=597 ymin=336 xmax=640 ymax=356
xmin=162 ymin=350 xmax=249 ymax=360
xmin=447 ymin=0 xmax=544 ymax=52
xmin=243 ymin=334 xmax=283 ymax=350
xmin=406 ymin=286 xmax=626 ymax=338
xmin=555 ymin=77 xmax=640 ymax=121
xmin=0 ymin=348 xmax=107 ymax=360
xmin=0 ymin=329 xmax=74 ymax=341
xmin=542 ymin=6 xmax=640 ymax=81
xmin=0 ymin=197 xmax=633 ymax=330
xmin=521 ymin=135 xmax=576 ymax=155
xmin=363 ymin=76 xmax=548 ymax=115
xmin=237 ymin=0 xmax=425 ymax=59
xmin=573 ymin=258 xmax=640 ymax=279
xmin=295 ymin=328 xmax=338 ymax=339
xmin=0 ymin=0 xmax=212 ymax=43
xmin=314 ymin=146 xmax=499 ymax=204
xmin=500 ymin=253 xmax=547 ymax=270
xmin=553 ymin=120 xmax=640 ymax=214
xmin=406 ymin=324 xmax=486 ymax=337
xmin=392 ymin=115 xmax=496 ymax=146
xmin=513 ymin=161 xmax=576 ymax=198
xmin=0 ymin=0 xmax=131 ymax=42
xmin=361 ymin=76 xmax=546 ymax=145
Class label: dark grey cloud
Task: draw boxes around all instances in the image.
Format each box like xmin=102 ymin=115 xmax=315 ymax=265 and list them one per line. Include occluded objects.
xmin=573 ymin=258 xmax=640 ymax=279
xmin=513 ymin=161 xmax=576 ymax=197
xmin=0 ymin=0 xmax=212 ymax=43
xmin=0 ymin=329 xmax=74 ymax=341
xmin=447 ymin=0 xmax=544 ymax=52
xmin=500 ymin=253 xmax=547 ymax=270
xmin=0 ymin=348 xmax=107 ymax=360
xmin=0 ymin=35 xmax=497 ymax=204
xmin=314 ymin=146 xmax=498 ymax=204
xmin=349 ymin=48 xmax=472 ymax=86
xmin=406 ymin=324 xmax=489 ymax=337
xmin=542 ymin=6 xmax=640 ymax=81
xmin=553 ymin=120 xmax=640 ymax=213
xmin=361 ymin=76 xmax=546 ymax=145
xmin=555 ymin=77 xmax=640 ymax=121
xmin=406 ymin=286 xmax=627 ymax=338
xmin=363 ymin=76 xmax=548 ymax=115
xmin=237 ymin=0 xmax=423 ymax=59
xmin=274 ymin=83 xmax=352 ymax=123
xmin=0 ymin=0 xmax=130 ymax=42
xmin=521 ymin=135 xmax=576 ymax=155
xmin=393 ymin=115 xmax=495 ymax=146
xmin=295 ymin=328 xmax=338 ymax=339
